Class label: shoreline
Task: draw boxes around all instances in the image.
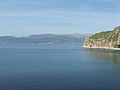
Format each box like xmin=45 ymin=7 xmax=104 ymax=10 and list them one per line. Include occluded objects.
xmin=82 ymin=46 xmax=120 ymax=51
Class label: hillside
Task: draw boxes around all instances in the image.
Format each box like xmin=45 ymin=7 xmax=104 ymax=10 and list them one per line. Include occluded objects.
xmin=83 ymin=26 xmax=120 ymax=48
xmin=0 ymin=34 xmax=90 ymax=44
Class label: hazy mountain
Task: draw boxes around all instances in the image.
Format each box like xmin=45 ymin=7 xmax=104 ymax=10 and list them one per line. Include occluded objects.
xmin=0 ymin=34 xmax=91 ymax=44
xmin=63 ymin=33 xmax=91 ymax=42
xmin=63 ymin=33 xmax=91 ymax=38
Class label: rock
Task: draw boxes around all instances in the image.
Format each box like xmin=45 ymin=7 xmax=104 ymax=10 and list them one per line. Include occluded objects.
xmin=83 ymin=26 xmax=120 ymax=48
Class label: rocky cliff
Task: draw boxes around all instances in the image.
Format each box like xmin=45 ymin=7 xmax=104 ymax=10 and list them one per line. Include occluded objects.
xmin=83 ymin=26 xmax=120 ymax=48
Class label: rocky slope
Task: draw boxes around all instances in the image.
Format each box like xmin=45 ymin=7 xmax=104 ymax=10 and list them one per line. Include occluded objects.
xmin=83 ymin=26 xmax=120 ymax=48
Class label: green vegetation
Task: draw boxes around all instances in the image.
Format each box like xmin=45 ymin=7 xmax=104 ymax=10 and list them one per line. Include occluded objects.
xmin=85 ymin=26 xmax=120 ymax=49
xmin=89 ymin=31 xmax=111 ymax=39
xmin=113 ymin=44 xmax=120 ymax=48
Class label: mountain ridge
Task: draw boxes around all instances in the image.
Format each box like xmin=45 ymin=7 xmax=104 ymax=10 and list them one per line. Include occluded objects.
xmin=0 ymin=34 xmax=90 ymax=44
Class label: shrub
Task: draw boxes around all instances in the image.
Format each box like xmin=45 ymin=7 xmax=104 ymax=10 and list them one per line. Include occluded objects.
xmin=113 ymin=44 xmax=120 ymax=48
xmin=89 ymin=31 xmax=111 ymax=39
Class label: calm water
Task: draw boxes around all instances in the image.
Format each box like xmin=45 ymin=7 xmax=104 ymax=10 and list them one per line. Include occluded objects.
xmin=1 ymin=44 xmax=120 ymax=90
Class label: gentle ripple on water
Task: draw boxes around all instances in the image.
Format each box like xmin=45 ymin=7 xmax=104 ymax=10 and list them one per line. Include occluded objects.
xmin=0 ymin=44 xmax=120 ymax=90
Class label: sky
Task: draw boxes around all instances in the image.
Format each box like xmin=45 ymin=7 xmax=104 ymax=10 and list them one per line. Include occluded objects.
xmin=0 ymin=0 xmax=120 ymax=36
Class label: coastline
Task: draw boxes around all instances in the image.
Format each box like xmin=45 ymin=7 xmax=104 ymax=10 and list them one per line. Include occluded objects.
xmin=82 ymin=46 xmax=120 ymax=51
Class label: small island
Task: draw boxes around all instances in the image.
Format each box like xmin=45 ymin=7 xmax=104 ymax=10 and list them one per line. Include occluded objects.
xmin=83 ymin=26 xmax=120 ymax=50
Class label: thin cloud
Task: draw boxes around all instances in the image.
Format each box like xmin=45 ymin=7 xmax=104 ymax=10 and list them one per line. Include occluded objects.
xmin=0 ymin=0 xmax=119 ymax=36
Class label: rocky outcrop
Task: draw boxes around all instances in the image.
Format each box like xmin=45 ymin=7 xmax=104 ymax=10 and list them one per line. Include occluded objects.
xmin=83 ymin=26 xmax=120 ymax=49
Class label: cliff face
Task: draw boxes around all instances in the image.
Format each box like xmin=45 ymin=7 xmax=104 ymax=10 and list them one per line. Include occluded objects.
xmin=83 ymin=26 xmax=120 ymax=48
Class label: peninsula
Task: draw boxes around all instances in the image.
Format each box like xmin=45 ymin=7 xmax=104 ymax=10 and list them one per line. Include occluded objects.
xmin=83 ymin=26 xmax=120 ymax=50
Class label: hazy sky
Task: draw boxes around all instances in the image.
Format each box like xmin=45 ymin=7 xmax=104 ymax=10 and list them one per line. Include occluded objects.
xmin=0 ymin=0 xmax=120 ymax=36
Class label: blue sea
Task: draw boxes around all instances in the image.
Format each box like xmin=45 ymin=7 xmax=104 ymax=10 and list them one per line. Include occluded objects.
xmin=1 ymin=44 xmax=120 ymax=90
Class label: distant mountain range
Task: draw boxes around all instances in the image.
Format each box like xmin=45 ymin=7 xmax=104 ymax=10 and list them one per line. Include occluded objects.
xmin=0 ymin=34 xmax=91 ymax=44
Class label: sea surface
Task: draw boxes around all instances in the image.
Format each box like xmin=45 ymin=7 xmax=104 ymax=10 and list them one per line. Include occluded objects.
xmin=1 ymin=44 xmax=120 ymax=90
